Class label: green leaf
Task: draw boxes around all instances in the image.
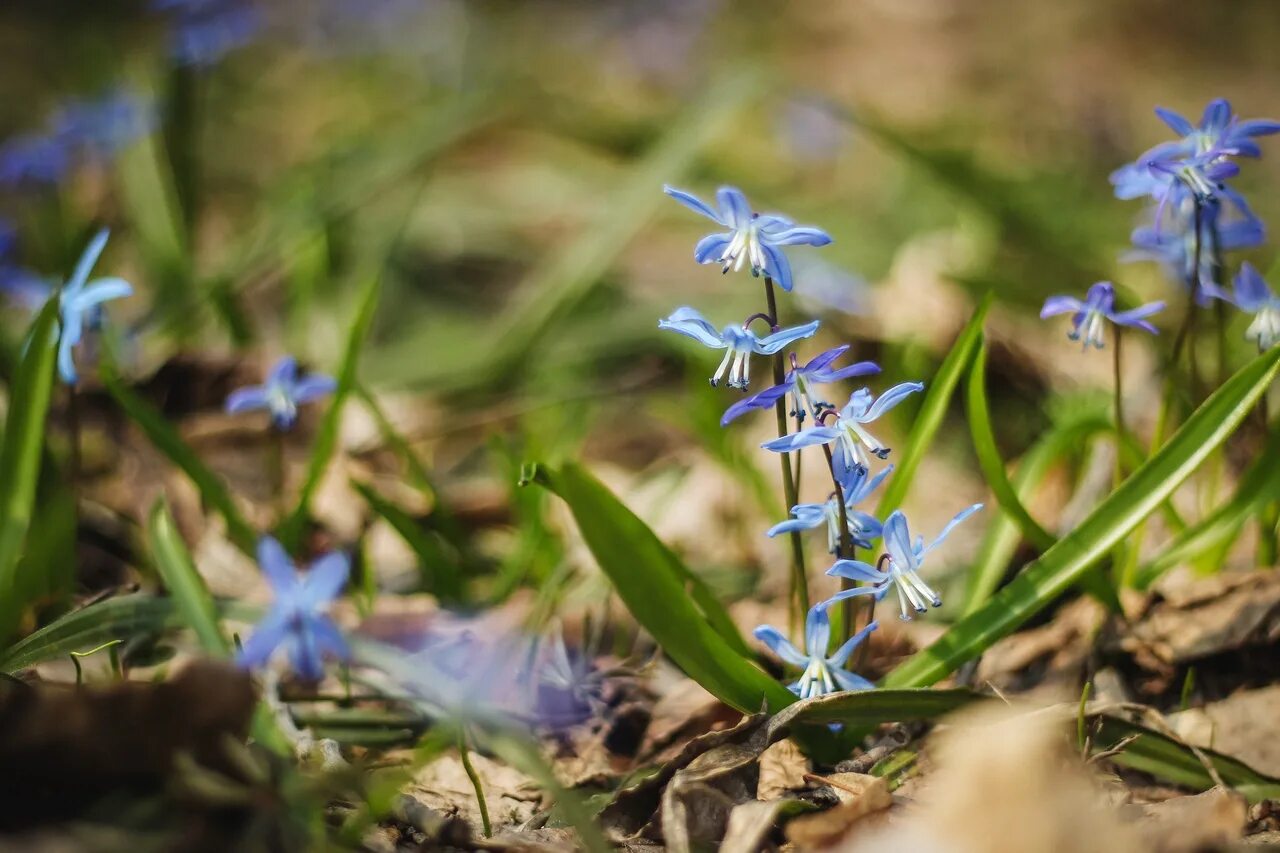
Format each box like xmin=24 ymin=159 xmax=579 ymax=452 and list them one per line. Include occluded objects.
xmin=1 ymin=594 xmax=176 ymax=672
xmin=277 ymin=272 xmax=381 ymax=551
xmin=886 ymin=346 xmax=1280 ymax=689
xmin=875 ymin=293 xmax=991 ymax=519
xmin=527 ymin=462 xmax=786 ymax=713
xmin=101 ymin=368 xmax=257 ymax=555
xmin=351 ymin=479 xmax=464 ymax=602
xmin=147 ymin=500 xmax=231 ymax=657
xmin=0 ymin=299 xmax=61 ymax=640
xmin=779 ymin=688 xmax=978 ymax=729
xmin=1135 ymin=421 xmax=1280 ymax=588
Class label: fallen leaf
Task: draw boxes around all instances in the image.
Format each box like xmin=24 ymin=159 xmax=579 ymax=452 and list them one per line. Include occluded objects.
xmin=757 ymin=739 xmax=810 ymax=801
xmin=784 ymin=773 xmax=892 ymax=849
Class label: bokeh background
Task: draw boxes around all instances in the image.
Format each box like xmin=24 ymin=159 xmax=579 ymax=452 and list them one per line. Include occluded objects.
xmin=1 ymin=0 xmax=1278 ymax=620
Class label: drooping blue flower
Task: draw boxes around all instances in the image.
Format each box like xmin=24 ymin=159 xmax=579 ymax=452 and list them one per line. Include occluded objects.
xmin=658 ymin=306 xmax=819 ymax=389
xmin=663 ymin=185 xmax=832 ymax=292
xmin=760 ymin=383 xmax=924 ymax=480
xmin=57 ymin=230 xmax=134 ymax=385
xmin=753 ymin=604 xmax=877 ymax=700
xmin=225 ymin=356 xmax=338 ymax=429
xmin=1111 ymin=99 xmax=1279 ymax=222
xmin=1040 ymin=282 xmax=1164 ymax=349
xmin=1210 ymin=262 xmax=1280 ymax=350
xmin=1124 ymin=196 xmax=1263 ymax=306
xmin=823 ymin=505 xmax=983 ymax=621
xmin=721 ymin=344 xmax=880 ymax=426
xmin=767 ymin=464 xmax=892 ymax=553
xmin=237 ymin=536 xmax=350 ymax=682
xmin=153 ymin=0 xmax=261 ymax=66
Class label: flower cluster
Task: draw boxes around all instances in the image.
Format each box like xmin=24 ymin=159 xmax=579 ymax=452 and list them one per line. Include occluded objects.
xmin=663 ymin=184 xmax=981 ymax=703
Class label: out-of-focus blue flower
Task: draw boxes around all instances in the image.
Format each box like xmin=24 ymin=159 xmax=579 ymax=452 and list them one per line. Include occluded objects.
xmin=658 ymin=306 xmax=819 ymax=389
xmin=1040 ymin=282 xmax=1164 ymax=349
xmin=57 ymin=230 xmax=133 ymax=385
xmin=153 ymin=0 xmax=261 ymax=66
xmin=1124 ymin=196 xmax=1263 ymax=306
xmin=225 ymin=356 xmax=337 ymax=429
xmin=823 ymin=505 xmax=983 ymax=621
xmin=0 ymin=91 xmax=154 ymax=187
xmin=767 ymin=464 xmax=891 ymax=553
xmin=721 ymin=344 xmax=880 ymax=426
xmin=790 ymin=256 xmax=871 ymax=316
xmin=238 ymin=536 xmax=350 ymax=682
xmin=1211 ymin=262 xmax=1280 ymax=350
xmin=0 ymin=134 xmax=72 ymax=185
xmin=1111 ymin=99 xmax=1280 ymax=222
xmin=754 ymin=604 xmax=877 ymax=700
xmin=663 ymin=185 xmax=832 ymax=292
xmin=761 ymin=383 xmax=924 ymax=480
xmin=0 ymin=221 xmax=51 ymax=311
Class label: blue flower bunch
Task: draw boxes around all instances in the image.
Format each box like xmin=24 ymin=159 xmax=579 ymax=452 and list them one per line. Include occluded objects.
xmin=0 ymin=91 xmax=155 ymax=188
xmin=662 ymin=184 xmax=981 ymax=702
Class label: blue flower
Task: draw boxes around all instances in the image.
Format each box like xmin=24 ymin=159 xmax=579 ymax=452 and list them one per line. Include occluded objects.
xmin=760 ymin=382 xmax=924 ymax=478
xmin=225 ymin=356 xmax=338 ymax=429
xmin=721 ymin=344 xmax=880 ymax=426
xmin=0 ymin=221 xmax=51 ymax=311
xmin=0 ymin=90 xmax=154 ymax=187
xmin=153 ymin=0 xmax=261 ymax=66
xmin=767 ymin=464 xmax=892 ymax=553
xmin=663 ymin=185 xmax=832 ymax=292
xmin=57 ymin=230 xmax=133 ymax=385
xmin=237 ymin=536 xmax=350 ymax=682
xmin=1210 ymin=262 xmax=1280 ymax=350
xmin=1040 ymin=282 xmax=1164 ymax=349
xmin=753 ymin=604 xmax=877 ymax=700
xmin=0 ymin=133 xmax=71 ymax=186
xmin=823 ymin=505 xmax=983 ymax=621
xmin=1124 ymin=196 xmax=1263 ymax=306
xmin=658 ymin=306 xmax=819 ymax=389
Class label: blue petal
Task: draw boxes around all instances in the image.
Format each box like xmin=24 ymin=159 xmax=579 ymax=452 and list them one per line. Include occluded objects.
xmin=225 ymin=386 xmax=271 ymax=414
xmin=287 ymin=621 xmax=324 ymax=682
xmin=923 ymin=504 xmax=984 ymax=555
xmin=828 ymin=619 xmax=879 ymax=667
xmin=1154 ymin=107 xmax=1195 ymax=137
xmin=658 ymin=306 xmax=726 ymax=350
xmin=663 ymin=185 xmax=724 ymax=224
xmin=236 ymin=609 xmax=290 ymax=671
xmin=761 ymin=425 xmax=841 ymax=453
xmin=763 ymin=225 xmax=833 ymax=247
xmin=800 ymin=345 xmax=849 ymax=374
xmin=812 ymin=360 xmax=880 ymax=384
xmin=292 ymin=374 xmax=337 ymax=404
xmin=309 ymin=614 xmax=351 ymax=662
xmin=257 ymin=536 xmax=299 ymax=596
xmin=882 ymin=511 xmax=916 ymax=569
xmin=300 ymin=551 xmax=350 ymax=609
xmin=67 ymin=277 xmax=132 ymax=312
xmin=760 ymin=242 xmax=794 ymax=292
xmin=57 ymin=310 xmax=83 ymax=385
xmin=755 ymin=320 xmax=820 ymax=355
xmin=831 ymin=669 xmax=876 ymax=692
xmin=861 ymin=381 xmax=924 ymax=421
xmin=1237 ymin=119 xmax=1280 ymax=138
xmin=819 ymin=585 xmax=883 ymax=606
xmin=825 ymin=559 xmax=885 ymax=583
xmin=846 ymin=511 xmax=883 ymax=544
xmin=269 ymin=356 xmax=298 ymax=386
xmin=722 ymin=380 xmax=791 ymax=426
xmin=716 ymin=186 xmax=751 ymax=227
xmin=66 ymin=229 xmax=109 ymax=295
xmin=1040 ymin=295 xmax=1085 ymax=318
xmin=804 ymin=605 xmax=831 ymax=658
xmin=694 ymin=232 xmax=733 ymax=264
xmin=752 ymin=625 xmax=807 ymax=667
xmin=1233 ymin=262 xmax=1272 ymax=311
xmin=1200 ymin=98 xmax=1232 ymax=133
xmin=1108 ymin=302 xmax=1165 ymax=334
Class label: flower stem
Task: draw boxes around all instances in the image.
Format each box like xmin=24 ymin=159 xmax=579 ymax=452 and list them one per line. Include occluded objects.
xmin=458 ymin=729 xmax=492 ymax=838
xmin=269 ymin=427 xmax=287 ymax=517
xmin=764 ymin=277 xmax=809 ymax=631
xmin=1112 ymin=328 xmax=1124 ymax=490
xmin=820 ymin=443 xmax=867 ymax=648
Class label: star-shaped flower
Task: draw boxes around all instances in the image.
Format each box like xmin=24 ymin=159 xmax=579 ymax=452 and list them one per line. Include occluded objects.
xmin=57 ymin=229 xmax=133 ymax=385
xmin=721 ymin=344 xmax=880 ymax=426
xmin=225 ymin=356 xmax=337 ymax=429
xmin=753 ymin=604 xmax=877 ymax=700
xmin=1211 ymin=262 xmax=1280 ymax=350
xmin=1040 ymin=282 xmax=1164 ymax=349
xmin=767 ymin=464 xmax=892 ymax=553
xmin=658 ymin=306 xmax=819 ymax=389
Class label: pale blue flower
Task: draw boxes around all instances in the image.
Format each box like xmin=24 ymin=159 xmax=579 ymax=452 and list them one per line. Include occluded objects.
xmin=753 ymin=604 xmax=877 ymax=700
xmin=761 ymin=382 xmax=924 ymax=478
xmin=663 ymin=185 xmax=832 ymax=292
xmin=721 ymin=344 xmax=880 ymax=426
xmin=237 ymin=536 xmax=350 ymax=681
xmin=823 ymin=505 xmax=983 ymax=621
xmin=1212 ymin=262 xmax=1280 ymax=350
xmin=658 ymin=306 xmax=819 ymax=389
xmin=57 ymin=230 xmax=133 ymax=385
xmin=1040 ymin=282 xmax=1164 ymax=349
xmin=225 ymin=356 xmax=337 ymax=429
xmin=767 ymin=464 xmax=892 ymax=553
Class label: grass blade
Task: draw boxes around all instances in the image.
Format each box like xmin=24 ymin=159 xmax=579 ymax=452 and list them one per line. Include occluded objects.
xmin=886 ymin=346 xmax=1280 ymax=688
xmin=778 ymin=688 xmax=978 ymax=730
xmin=277 ymin=272 xmax=381 ymax=550
xmin=147 ymin=499 xmax=231 ymax=656
xmin=351 ymin=479 xmax=464 ymax=602
xmin=875 ymin=293 xmax=991 ymax=518
xmin=102 ymin=367 xmax=257 ymax=554
xmin=0 ymin=299 xmax=61 ymax=640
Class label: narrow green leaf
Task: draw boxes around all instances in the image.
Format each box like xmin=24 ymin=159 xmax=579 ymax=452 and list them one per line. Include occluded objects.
xmin=1135 ymin=421 xmax=1280 ymax=588
xmin=351 ymin=479 xmax=464 ymax=602
xmin=528 ymin=462 xmax=787 ymax=713
xmin=0 ymin=299 xmax=61 ymax=639
xmin=147 ymin=500 xmax=231 ymax=656
xmin=779 ymin=688 xmax=978 ymax=729
xmin=876 ymin=293 xmax=991 ymax=518
xmin=101 ymin=368 xmax=257 ymax=554
xmin=886 ymin=346 xmax=1280 ymax=688
xmin=278 ymin=272 xmax=381 ymax=550
xmin=966 ymin=341 xmax=1054 ymax=550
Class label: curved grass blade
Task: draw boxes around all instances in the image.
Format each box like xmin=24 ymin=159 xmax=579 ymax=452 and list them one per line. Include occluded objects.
xmin=1 ymin=594 xmax=177 ymax=672
xmin=962 ymin=416 xmax=1112 ymax=615
xmin=101 ymin=367 xmax=257 ymax=555
xmin=886 ymin=346 xmax=1280 ymax=689
xmin=1135 ymin=421 xmax=1280 ymax=589
xmin=147 ymin=500 xmax=230 ymax=656
xmin=0 ymin=299 xmax=62 ymax=640
xmin=875 ymin=293 xmax=991 ymax=519
xmin=526 ymin=462 xmax=787 ymax=713
xmin=278 ymin=272 xmax=381 ymax=550
xmin=351 ymin=479 xmax=464 ymax=602
xmin=773 ymin=687 xmax=978 ymax=732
